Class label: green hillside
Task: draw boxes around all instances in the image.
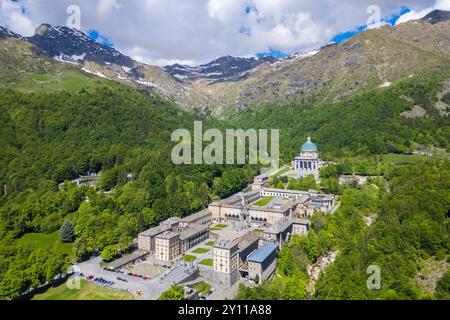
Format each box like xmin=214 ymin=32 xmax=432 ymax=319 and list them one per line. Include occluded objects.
xmin=228 ymin=71 xmax=450 ymax=162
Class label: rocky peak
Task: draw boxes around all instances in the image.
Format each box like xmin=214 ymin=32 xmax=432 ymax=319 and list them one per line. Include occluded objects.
xmin=422 ymin=10 xmax=450 ymax=24
xmin=27 ymin=24 xmax=133 ymax=67
xmin=0 ymin=26 xmax=22 ymax=39
xmin=164 ymin=55 xmax=278 ymax=82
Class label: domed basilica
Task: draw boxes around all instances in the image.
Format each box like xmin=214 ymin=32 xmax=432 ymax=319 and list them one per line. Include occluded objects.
xmin=292 ymin=137 xmax=323 ymax=179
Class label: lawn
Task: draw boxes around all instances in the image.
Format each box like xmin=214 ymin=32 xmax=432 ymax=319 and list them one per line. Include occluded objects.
xmin=14 ymin=70 xmax=116 ymax=94
xmin=213 ymin=224 xmax=229 ymax=229
xmin=193 ymin=282 xmax=212 ymax=296
xmin=205 ymin=241 xmax=215 ymax=246
xmin=32 ymin=280 xmax=134 ymax=300
xmin=253 ymin=197 xmax=274 ymax=207
xmin=18 ymin=231 xmax=73 ymax=256
xmin=254 ymin=229 xmax=265 ymax=233
xmin=192 ymin=248 xmax=210 ymax=254
xmin=183 ymin=255 xmax=197 ymax=262
xmin=210 ymin=227 xmax=222 ymax=231
xmin=199 ymin=259 xmax=214 ymax=267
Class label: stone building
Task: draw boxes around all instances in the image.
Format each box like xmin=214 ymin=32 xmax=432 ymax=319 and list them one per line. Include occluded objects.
xmin=138 ymin=212 xmax=211 ymax=261
xmin=292 ymin=218 xmax=311 ymax=236
xmin=261 ymin=217 xmax=311 ymax=249
xmin=155 ymin=232 xmax=180 ymax=261
xmin=292 ymin=137 xmax=323 ymax=179
xmin=213 ymin=240 xmax=240 ymax=287
xmin=251 ymin=174 xmax=269 ymax=191
xmin=248 ymin=242 xmax=278 ymax=284
xmin=208 ymin=191 xmax=260 ymax=222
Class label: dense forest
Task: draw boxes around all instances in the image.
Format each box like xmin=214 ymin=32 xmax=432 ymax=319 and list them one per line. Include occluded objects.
xmin=0 ymin=85 xmax=257 ymax=299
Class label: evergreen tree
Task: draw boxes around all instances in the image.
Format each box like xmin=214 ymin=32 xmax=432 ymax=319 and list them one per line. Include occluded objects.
xmin=60 ymin=221 xmax=75 ymax=243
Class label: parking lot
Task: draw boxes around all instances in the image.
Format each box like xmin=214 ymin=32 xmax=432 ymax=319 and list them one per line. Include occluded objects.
xmin=75 ymin=256 xmax=197 ymax=300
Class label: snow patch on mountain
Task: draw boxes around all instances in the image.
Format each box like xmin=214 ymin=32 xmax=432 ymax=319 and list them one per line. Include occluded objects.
xmin=82 ymin=67 xmax=107 ymax=79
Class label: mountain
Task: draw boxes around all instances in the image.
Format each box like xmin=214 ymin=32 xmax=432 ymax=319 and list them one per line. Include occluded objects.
xmin=421 ymin=9 xmax=450 ymax=24
xmin=24 ymin=23 xmax=192 ymax=105
xmin=28 ymin=24 xmax=134 ymax=67
xmin=193 ymin=10 xmax=450 ymax=115
xmin=164 ymin=55 xmax=278 ymax=82
xmin=1 ymin=10 xmax=450 ymax=117
xmin=0 ymin=26 xmax=22 ymax=39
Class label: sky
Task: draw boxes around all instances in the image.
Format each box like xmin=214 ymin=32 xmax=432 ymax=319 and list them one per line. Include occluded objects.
xmin=0 ymin=0 xmax=449 ymax=66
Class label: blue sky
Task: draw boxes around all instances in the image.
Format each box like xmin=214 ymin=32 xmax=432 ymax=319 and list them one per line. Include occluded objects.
xmin=87 ymin=29 xmax=114 ymax=47
xmin=331 ymin=6 xmax=412 ymax=44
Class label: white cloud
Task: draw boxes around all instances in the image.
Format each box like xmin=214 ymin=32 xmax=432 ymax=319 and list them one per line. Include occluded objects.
xmin=97 ymin=0 xmax=121 ymax=15
xmin=436 ymin=0 xmax=450 ymax=10
xmin=207 ymin=0 xmax=245 ymax=23
xmin=395 ymin=8 xmax=433 ymax=25
xmin=0 ymin=0 xmax=442 ymax=65
xmin=396 ymin=0 xmax=450 ymax=25
xmin=0 ymin=0 xmax=36 ymax=36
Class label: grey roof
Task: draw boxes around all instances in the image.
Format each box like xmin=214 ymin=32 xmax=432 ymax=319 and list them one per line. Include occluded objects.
xmin=139 ymin=224 xmax=171 ymax=237
xmin=179 ymin=224 xmax=209 ymax=241
xmin=265 ymin=217 xmax=292 ymax=234
xmin=156 ymin=231 xmax=179 ymax=240
xmin=105 ymin=250 xmax=148 ymax=270
xmin=182 ymin=209 xmax=211 ymax=223
xmin=292 ymin=218 xmax=311 ymax=226
xmin=238 ymin=231 xmax=260 ymax=251
xmin=214 ymin=239 xmax=239 ymax=250
xmin=248 ymin=242 xmax=277 ymax=263
xmin=211 ymin=190 xmax=260 ymax=207
xmin=161 ymin=217 xmax=182 ymax=226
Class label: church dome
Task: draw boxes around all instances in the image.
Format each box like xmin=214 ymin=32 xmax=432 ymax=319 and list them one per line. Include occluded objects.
xmin=301 ymin=137 xmax=318 ymax=152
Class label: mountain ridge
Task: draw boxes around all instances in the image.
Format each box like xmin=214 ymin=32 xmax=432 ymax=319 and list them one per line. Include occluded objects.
xmin=1 ymin=9 xmax=450 ymax=116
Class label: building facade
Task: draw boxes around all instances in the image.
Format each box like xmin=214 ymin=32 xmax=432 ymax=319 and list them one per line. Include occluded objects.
xmin=248 ymin=242 xmax=278 ymax=284
xmin=155 ymin=232 xmax=180 ymax=261
xmin=292 ymin=137 xmax=323 ymax=179
xmin=251 ymin=174 xmax=269 ymax=191
xmin=138 ymin=213 xmax=211 ymax=261
xmin=213 ymin=240 xmax=240 ymax=287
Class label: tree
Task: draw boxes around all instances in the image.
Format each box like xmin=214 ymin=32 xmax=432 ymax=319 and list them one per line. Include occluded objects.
xmin=282 ymin=273 xmax=308 ymax=300
xmin=435 ymin=271 xmax=450 ymax=300
xmin=158 ymin=285 xmax=185 ymax=300
xmin=101 ymin=245 xmax=119 ymax=262
xmin=60 ymin=221 xmax=75 ymax=243
xmin=73 ymin=237 xmax=90 ymax=262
